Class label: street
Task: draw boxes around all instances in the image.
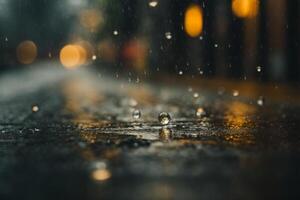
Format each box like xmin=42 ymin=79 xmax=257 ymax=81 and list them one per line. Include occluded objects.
xmin=0 ymin=62 xmax=300 ymax=200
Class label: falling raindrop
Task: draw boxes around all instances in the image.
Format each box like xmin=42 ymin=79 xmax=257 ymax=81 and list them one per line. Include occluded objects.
xmin=214 ymin=44 xmax=218 ymax=48
xmin=113 ymin=30 xmax=119 ymax=35
xmin=257 ymin=66 xmax=262 ymax=72
xmin=92 ymin=55 xmax=97 ymax=60
xmin=178 ymin=70 xmax=183 ymax=75
xmin=132 ymin=109 xmax=141 ymax=119
xmin=158 ymin=112 xmax=171 ymax=125
xmin=193 ymin=92 xmax=199 ymax=98
xmin=149 ymin=1 xmax=158 ymax=7
xmin=232 ymin=90 xmax=239 ymax=97
xmin=257 ymin=96 xmax=265 ymax=106
xmin=196 ymin=107 xmax=206 ymax=117
xmin=165 ymin=32 xmax=172 ymax=39
xmin=32 ymin=105 xmax=39 ymax=112
xmin=5 ymin=37 xmax=8 ymax=42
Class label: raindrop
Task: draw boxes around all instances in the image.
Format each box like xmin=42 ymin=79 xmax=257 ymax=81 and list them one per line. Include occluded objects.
xmin=132 ymin=109 xmax=141 ymax=119
xmin=92 ymin=55 xmax=97 ymax=60
xmin=165 ymin=32 xmax=172 ymax=40
xmin=193 ymin=92 xmax=199 ymax=98
xmin=196 ymin=107 xmax=206 ymax=117
xmin=149 ymin=1 xmax=158 ymax=7
xmin=5 ymin=37 xmax=8 ymax=42
xmin=214 ymin=44 xmax=218 ymax=48
xmin=232 ymin=90 xmax=239 ymax=97
xmin=32 ymin=105 xmax=39 ymax=112
xmin=158 ymin=112 xmax=171 ymax=125
xmin=178 ymin=70 xmax=183 ymax=75
xmin=257 ymin=96 xmax=265 ymax=106
xmin=257 ymin=66 xmax=262 ymax=72
xmin=113 ymin=30 xmax=119 ymax=35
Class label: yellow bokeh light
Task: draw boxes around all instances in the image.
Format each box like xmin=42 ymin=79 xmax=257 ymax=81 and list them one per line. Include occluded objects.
xmin=59 ymin=44 xmax=87 ymax=69
xmin=184 ymin=4 xmax=203 ymax=38
xmin=232 ymin=0 xmax=259 ymax=18
xmin=16 ymin=40 xmax=38 ymax=64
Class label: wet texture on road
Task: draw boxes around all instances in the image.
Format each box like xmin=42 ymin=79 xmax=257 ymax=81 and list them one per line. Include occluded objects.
xmin=0 ymin=63 xmax=300 ymax=200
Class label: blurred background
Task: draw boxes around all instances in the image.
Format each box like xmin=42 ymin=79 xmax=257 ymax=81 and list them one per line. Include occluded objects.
xmin=0 ymin=0 xmax=299 ymax=83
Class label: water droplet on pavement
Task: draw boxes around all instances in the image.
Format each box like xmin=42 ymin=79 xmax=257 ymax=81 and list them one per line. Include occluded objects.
xmin=158 ymin=112 xmax=171 ymax=125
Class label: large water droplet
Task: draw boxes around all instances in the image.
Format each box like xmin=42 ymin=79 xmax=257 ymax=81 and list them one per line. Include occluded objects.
xmin=132 ymin=109 xmax=141 ymax=119
xmin=158 ymin=112 xmax=171 ymax=125
xmin=196 ymin=107 xmax=206 ymax=117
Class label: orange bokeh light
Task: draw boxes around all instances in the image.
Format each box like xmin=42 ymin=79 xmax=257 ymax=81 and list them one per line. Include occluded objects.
xmin=232 ymin=0 xmax=259 ymax=18
xmin=59 ymin=44 xmax=87 ymax=69
xmin=16 ymin=40 xmax=38 ymax=64
xmin=184 ymin=4 xmax=203 ymax=38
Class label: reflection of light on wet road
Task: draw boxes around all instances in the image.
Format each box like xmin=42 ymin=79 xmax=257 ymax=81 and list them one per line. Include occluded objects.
xmin=224 ymin=101 xmax=257 ymax=145
xmin=92 ymin=168 xmax=111 ymax=181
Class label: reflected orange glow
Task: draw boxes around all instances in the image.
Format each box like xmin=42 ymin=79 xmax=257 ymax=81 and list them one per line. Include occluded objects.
xmin=92 ymin=169 xmax=111 ymax=181
xmin=225 ymin=101 xmax=255 ymax=130
xmin=184 ymin=4 xmax=203 ymax=38
xmin=79 ymin=9 xmax=103 ymax=31
xmin=59 ymin=44 xmax=87 ymax=69
xmin=224 ymin=101 xmax=256 ymax=145
xmin=232 ymin=0 xmax=259 ymax=18
xmin=16 ymin=40 xmax=38 ymax=64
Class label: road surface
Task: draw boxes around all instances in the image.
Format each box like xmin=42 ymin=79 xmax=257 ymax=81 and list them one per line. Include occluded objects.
xmin=0 ymin=62 xmax=300 ymax=200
